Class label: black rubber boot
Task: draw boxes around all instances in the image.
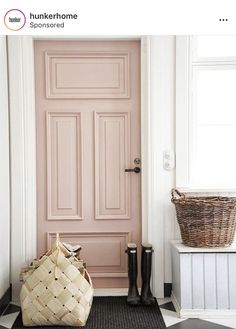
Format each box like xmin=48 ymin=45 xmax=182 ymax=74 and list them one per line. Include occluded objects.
xmin=126 ymin=243 xmax=141 ymax=306
xmin=141 ymin=243 xmax=156 ymax=306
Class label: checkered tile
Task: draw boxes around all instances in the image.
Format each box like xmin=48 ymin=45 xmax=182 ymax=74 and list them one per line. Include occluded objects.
xmin=158 ymin=300 xmax=236 ymax=329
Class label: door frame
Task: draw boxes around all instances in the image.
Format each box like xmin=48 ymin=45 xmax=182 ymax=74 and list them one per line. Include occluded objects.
xmin=0 ymin=36 xmax=10 ymax=300
xmin=8 ymin=35 xmax=164 ymax=300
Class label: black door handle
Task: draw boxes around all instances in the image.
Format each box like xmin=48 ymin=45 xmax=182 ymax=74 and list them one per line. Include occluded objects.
xmin=125 ymin=167 xmax=141 ymax=173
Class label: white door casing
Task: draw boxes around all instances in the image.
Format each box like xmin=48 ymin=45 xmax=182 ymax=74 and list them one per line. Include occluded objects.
xmin=0 ymin=36 xmax=11 ymax=299
xmin=8 ymin=35 xmax=165 ymax=300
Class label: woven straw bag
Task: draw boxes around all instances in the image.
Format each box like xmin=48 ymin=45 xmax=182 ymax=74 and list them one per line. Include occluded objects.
xmin=20 ymin=235 xmax=93 ymax=326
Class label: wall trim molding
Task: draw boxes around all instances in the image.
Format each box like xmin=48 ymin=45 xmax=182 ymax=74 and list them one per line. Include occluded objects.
xmin=8 ymin=35 xmax=164 ymax=300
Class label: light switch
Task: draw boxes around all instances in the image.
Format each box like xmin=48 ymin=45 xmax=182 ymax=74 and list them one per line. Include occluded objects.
xmin=163 ymin=150 xmax=175 ymax=171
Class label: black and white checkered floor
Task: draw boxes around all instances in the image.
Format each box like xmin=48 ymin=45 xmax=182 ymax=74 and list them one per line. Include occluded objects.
xmin=1 ymin=298 xmax=236 ymax=328
xmin=158 ymin=298 xmax=236 ymax=329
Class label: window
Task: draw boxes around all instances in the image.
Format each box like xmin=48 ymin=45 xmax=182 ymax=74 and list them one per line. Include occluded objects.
xmin=176 ymin=36 xmax=236 ymax=189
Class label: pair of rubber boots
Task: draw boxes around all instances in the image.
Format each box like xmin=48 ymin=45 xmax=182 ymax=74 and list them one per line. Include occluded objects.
xmin=126 ymin=243 xmax=155 ymax=306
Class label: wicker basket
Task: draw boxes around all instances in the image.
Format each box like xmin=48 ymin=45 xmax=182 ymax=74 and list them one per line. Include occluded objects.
xmin=171 ymin=189 xmax=236 ymax=247
xmin=20 ymin=235 xmax=93 ymax=326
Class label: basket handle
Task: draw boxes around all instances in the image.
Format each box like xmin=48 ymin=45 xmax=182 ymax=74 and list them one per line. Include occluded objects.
xmin=171 ymin=188 xmax=185 ymax=199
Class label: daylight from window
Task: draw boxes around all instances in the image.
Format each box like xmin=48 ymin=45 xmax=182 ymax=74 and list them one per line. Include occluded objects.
xmin=190 ymin=36 xmax=236 ymax=188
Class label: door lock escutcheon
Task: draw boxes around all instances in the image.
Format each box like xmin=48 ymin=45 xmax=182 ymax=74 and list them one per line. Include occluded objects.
xmin=134 ymin=158 xmax=141 ymax=165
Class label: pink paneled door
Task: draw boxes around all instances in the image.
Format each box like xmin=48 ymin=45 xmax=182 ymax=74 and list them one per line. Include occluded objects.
xmin=34 ymin=40 xmax=141 ymax=288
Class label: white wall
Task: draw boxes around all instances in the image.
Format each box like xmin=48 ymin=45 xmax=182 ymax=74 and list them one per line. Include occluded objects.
xmin=0 ymin=36 xmax=10 ymax=298
xmin=150 ymin=36 xmax=180 ymax=284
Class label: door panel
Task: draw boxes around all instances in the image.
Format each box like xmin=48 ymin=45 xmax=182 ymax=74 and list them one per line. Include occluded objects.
xmin=47 ymin=232 xmax=131 ymax=278
xmin=95 ymin=112 xmax=130 ymax=219
xmin=45 ymin=51 xmax=129 ymax=98
xmin=47 ymin=113 xmax=83 ymax=220
xmin=35 ymin=40 xmax=141 ymax=288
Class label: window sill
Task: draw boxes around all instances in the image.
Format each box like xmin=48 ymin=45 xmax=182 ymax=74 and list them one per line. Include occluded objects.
xmin=175 ymin=187 xmax=236 ymax=194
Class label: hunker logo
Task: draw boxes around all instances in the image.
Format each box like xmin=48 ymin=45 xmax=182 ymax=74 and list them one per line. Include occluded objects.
xmin=4 ymin=9 xmax=26 ymax=31
xmin=9 ymin=17 xmax=21 ymax=22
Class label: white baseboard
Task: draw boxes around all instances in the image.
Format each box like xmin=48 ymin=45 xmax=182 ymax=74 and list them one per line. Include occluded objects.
xmin=93 ymin=288 xmax=143 ymax=296
xmin=171 ymin=292 xmax=181 ymax=315
xmin=93 ymin=288 xmax=128 ymax=296
xmin=171 ymin=292 xmax=236 ymax=319
xmin=180 ymin=309 xmax=236 ymax=319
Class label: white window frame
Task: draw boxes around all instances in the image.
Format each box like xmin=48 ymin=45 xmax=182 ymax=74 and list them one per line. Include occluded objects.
xmin=176 ymin=36 xmax=191 ymax=189
xmin=176 ymin=36 xmax=236 ymax=192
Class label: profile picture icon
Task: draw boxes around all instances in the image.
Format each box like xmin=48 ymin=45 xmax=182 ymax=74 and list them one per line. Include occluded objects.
xmin=4 ymin=9 xmax=26 ymax=31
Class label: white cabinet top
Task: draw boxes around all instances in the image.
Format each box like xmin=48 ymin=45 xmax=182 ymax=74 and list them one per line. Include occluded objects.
xmin=170 ymin=240 xmax=236 ymax=253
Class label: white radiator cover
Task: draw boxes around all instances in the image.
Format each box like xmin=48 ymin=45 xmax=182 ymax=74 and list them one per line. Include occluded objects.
xmin=171 ymin=240 xmax=236 ymax=318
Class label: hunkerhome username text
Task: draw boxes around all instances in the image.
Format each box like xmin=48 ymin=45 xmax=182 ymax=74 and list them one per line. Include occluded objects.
xmin=29 ymin=12 xmax=78 ymax=29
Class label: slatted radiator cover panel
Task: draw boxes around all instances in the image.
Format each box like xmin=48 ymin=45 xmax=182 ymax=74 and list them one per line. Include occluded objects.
xmin=171 ymin=192 xmax=236 ymax=312
xmin=179 ymin=252 xmax=236 ymax=309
